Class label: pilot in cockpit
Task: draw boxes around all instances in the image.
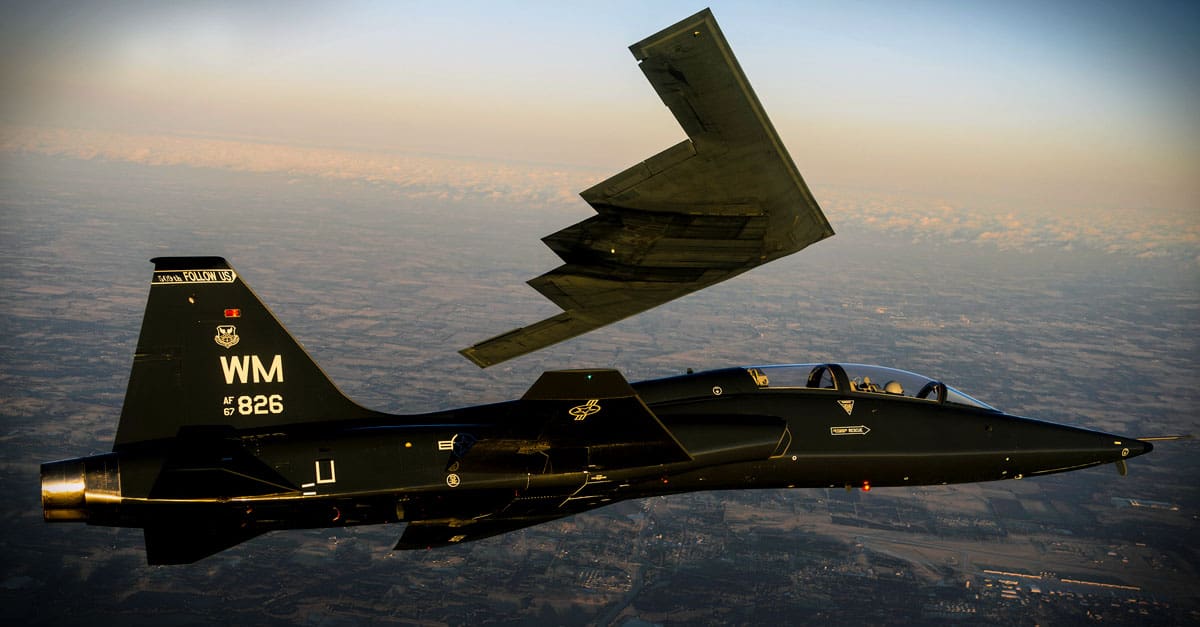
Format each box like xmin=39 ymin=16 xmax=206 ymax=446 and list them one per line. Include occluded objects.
xmin=851 ymin=376 xmax=905 ymax=395
xmin=851 ymin=376 xmax=881 ymax=393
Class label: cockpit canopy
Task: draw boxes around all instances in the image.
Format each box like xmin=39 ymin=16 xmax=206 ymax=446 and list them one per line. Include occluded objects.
xmin=744 ymin=363 xmax=998 ymax=411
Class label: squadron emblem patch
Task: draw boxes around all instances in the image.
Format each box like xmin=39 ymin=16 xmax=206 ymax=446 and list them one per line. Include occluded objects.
xmin=214 ymin=325 xmax=240 ymax=349
xmin=569 ymin=399 xmax=602 ymax=421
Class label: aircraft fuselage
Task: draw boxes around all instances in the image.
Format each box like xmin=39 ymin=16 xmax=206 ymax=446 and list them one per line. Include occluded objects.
xmin=43 ymin=363 xmax=1149 ymax=560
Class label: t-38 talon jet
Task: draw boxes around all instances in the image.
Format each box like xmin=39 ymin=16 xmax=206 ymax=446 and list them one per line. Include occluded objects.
xmin=41 ymin=10 xmax=1163 ymax=564
xmin=41 ymin=257 xmax=1156 ymax=563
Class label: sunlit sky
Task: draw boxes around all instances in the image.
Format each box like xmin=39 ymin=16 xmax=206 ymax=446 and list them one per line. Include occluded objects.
xmin=2 ymin=0 xmax=1198 ymax=214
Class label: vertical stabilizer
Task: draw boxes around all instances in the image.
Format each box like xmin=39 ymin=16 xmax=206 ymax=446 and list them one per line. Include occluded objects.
xmin=114 ymin=257 xmax=378 ymax=448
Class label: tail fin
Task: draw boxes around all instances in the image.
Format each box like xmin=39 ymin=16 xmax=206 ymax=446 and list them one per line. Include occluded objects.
xmin=114 ymin=257 xmax=379 ymax=448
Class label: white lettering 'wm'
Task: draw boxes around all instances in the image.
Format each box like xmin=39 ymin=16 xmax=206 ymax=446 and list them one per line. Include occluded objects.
xmin=220 ymin=355 xmax=284 ymax=384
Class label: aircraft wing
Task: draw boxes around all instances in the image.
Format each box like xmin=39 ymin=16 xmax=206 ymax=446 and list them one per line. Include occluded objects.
xmin=395 ymin=513 xmax=573 ymax=550
xmin=143 ymin=517 xmax=266 ymax=565
xmin=461 ymin=8 xmax=832 ymax=367
xmin=451 ymin=369 xmax=693 ymax=472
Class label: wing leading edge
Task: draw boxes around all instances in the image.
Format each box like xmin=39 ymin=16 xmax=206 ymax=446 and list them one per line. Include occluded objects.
xmin=460 ymin=8 xmax=832 ymax=367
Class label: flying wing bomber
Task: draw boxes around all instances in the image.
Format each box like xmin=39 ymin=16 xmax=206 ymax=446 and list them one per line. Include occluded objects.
xmin=41 ymin=11 xmax=1167 ymax=564
xmin=459 ymin=8 xmax=833 ymax=368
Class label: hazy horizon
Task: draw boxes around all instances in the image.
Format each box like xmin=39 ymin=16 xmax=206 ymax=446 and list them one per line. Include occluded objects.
xmin=3 ymin=1 xmax=1198 ymax=217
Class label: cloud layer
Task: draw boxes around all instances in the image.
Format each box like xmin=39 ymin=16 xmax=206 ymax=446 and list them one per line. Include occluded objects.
xmin=1 ymin=126 xmax=597 ymax=211
xmin=822 ymin=190 xmax=1198 ymax=262
xmin=4 ymin=125 xmax=1196 ymax=263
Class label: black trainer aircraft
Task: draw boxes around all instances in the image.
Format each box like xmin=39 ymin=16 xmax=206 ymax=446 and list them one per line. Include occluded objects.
xmin=42 ymin=10 xmax=1158 ymax=564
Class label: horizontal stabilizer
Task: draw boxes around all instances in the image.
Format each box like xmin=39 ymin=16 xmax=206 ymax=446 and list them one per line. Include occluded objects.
xmin=144 ymin=523 xmax=265 ymax=565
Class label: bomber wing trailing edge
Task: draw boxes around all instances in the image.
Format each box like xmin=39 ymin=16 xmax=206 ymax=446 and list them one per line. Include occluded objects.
xmin=459 ymin=8 xmax=833 ymax=368
xmin=40 ymin=10 xmax=1170 ymax=565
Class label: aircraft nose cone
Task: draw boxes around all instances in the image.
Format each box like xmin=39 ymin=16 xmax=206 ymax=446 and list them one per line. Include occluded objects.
xmin=1121 ymin=437 xmax=1153 ymax=459
xmin=1007 ymin=417 xmax=1156 ymax=478
xmin=1079 ymin=431 xmax=1151 ymax=464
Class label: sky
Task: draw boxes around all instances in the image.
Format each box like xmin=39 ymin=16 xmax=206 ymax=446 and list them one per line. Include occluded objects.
xmin=1 ymin=0 xmax=1198 ymax=216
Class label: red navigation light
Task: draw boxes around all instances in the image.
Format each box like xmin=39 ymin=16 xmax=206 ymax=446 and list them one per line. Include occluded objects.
xmin=861 ymin=481 xmax=871 ymax=492
xmin=224 ymin=308 xmax=241 ymax=318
